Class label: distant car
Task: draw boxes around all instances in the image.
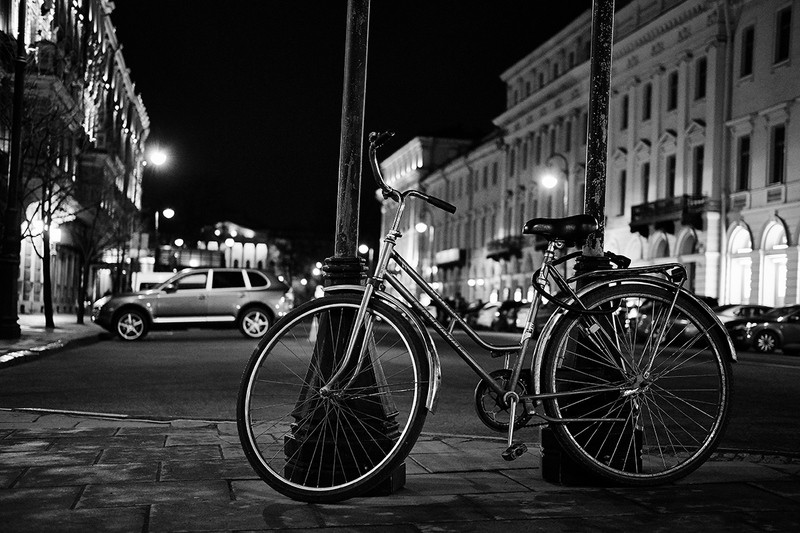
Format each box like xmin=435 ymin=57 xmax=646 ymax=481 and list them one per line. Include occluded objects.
xmin=713 ymin=304 xmax=772 ymax=323
xmin=743 ymin=304 xmax=800 ymax=353
xmin=92 ymin=268 xmax=293 ymax=341
xmin=475 ymin=300 xmax=525 ymax=331
xmin=515 ymin=297 xmax=560 ymax=335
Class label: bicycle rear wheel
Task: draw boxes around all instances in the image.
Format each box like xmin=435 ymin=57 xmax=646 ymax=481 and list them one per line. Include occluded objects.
xmin=541 ymin=281 xmax=733 ymax=485
xmin=237 ymin=294 xmax=429 ymax=503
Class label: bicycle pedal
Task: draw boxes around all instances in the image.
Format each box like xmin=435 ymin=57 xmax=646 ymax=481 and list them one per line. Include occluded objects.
xmin=501 ymin=442 xmax=528 ymax=461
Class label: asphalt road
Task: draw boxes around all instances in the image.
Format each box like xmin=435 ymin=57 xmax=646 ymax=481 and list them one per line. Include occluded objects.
xmin=1 ymin=328 xmax=799 ymax=454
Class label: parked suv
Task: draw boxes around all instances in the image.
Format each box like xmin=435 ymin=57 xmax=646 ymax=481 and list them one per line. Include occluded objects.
xmin=92 ymin=268 xmax=293 ymax=341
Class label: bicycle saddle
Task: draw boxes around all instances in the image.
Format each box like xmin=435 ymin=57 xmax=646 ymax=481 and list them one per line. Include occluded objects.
xmin=522 ymin=214 xmax=598 ymax=242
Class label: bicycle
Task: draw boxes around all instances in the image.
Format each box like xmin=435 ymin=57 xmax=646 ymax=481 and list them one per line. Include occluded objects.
xmin=237 ymin=131 xmax=734 ymax=503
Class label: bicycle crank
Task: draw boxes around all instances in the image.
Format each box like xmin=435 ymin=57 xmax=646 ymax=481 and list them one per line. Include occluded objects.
xmin=473 ymin=369 xmax=533 ymax=432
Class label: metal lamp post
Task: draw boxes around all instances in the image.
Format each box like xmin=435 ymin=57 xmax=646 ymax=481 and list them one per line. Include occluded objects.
xmin=153 ymin=208 xmax=174 ymax=270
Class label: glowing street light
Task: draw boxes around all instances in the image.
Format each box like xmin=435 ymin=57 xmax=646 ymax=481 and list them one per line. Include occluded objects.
xmin=149 ymin=149 xmax=168 ymax=166
xmin=541 ymin=153 xmax=570 ymax=216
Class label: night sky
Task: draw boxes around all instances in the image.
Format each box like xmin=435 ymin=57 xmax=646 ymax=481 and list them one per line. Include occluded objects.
xmin=111 ymin=1 xmax=593 ymax=252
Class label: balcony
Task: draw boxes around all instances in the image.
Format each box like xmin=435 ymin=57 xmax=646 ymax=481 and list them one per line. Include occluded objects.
xmin=630 ymin=195 xmax=720 ymax=237
xmin=486 ymin=235 xmax=525 ymax=261
xmin=435 ymin=248 xmax=465 ymax=269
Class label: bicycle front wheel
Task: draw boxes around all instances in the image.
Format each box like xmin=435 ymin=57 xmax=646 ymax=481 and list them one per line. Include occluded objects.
xmin=237 ymin=294 xmax=429 ymax=503
xmin=541 ymin=281 xmax=733 ymax=485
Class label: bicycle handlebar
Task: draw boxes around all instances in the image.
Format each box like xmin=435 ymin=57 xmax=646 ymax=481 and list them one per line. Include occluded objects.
xmin=368 ymin=131 xmax=457 ymax=215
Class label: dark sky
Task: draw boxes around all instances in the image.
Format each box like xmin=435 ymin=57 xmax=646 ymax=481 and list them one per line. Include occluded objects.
xmin=111 ymin=1 xmax=593 ymax=251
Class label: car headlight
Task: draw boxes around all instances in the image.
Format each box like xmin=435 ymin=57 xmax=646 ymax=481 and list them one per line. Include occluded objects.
xmin=93 ymin=296 xmax=111 ymax=310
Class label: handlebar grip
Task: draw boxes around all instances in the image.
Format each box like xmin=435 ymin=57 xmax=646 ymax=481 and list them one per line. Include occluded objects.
xmin=369 ymin=131 xmax=395 ymax=148
xmin=427 ymin=195 xmax=457 ymax=214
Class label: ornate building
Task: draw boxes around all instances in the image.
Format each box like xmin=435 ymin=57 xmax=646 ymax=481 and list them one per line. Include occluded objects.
xmin=381 ymin=0 xmax=800 ymax=308
xmin=1 ymin=0 xmax=149 ymax=313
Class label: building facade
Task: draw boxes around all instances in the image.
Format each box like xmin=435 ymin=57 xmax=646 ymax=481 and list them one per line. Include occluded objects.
xmin=1 ymin=0 xmax=149 ymax=313
xmin=380 ymin=0 xmax=800 ymax=309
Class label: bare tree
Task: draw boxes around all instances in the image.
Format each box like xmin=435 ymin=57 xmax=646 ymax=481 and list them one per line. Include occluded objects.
xmin=9 ymin=74 xmax=84 ymax=328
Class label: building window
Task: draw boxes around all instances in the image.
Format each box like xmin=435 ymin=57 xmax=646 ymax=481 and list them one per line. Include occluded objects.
xmin=553 ymin=63 xmax=560 ymax=78
xmin=642 ymin=83 xmax=652 ymax=120
xmin=482 ymin=166 xmax=488 ymax=189
xmin=741 ymin=25 xmax=755 ymax=77
xmin=619 ymin=170 xmax=627 ymax=216
xmin=535 ymin=135 xmax=543 ymax=163
xmin=737 ymin=135 xmax=751 ymax=191
xmin=522 ymin=140 xmax=529 ymax=169
xmin=564 ymin=120 xmax=572 ymax=153
xmin=641 ymin=162 xmax=650 ymax=202
xmin=770 ymin=124 xmax=786 ymax=184
xmin=492 ymin=162 xmax=498 ymax=185
xmin=666 ymin=154 xmax=677 ymax=197
xmin=693 ymin=145 xmax=704 ymax=196
xmin=538 ymin=72 xmax=544 ymax=88
xmin=695 ymin=57 xmax=707 ymax=100
xmin=667 ymin=71 xmax=678 ymax=111
xmin=549 ymin=126 xmax=557 ymax=155
xmin=509 ymin=148 xmax=516 ymax=176
xmin=621 ymin=94 xmax=629 ymax=130
xmin=775 ymin=7 xmax=792 ymax=64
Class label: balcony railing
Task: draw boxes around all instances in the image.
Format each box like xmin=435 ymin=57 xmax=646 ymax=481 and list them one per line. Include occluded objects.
xmin=630 ymin=194 xmax=720 ymax=236
xmin=486 ymin=235 xmax=525 ymax=261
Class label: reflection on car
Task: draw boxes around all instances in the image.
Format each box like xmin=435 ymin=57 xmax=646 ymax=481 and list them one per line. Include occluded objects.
xmin=474 ymin=300 xmax=525 ymax=331
xmin=92 ymin=268 xmax=293 ymax=341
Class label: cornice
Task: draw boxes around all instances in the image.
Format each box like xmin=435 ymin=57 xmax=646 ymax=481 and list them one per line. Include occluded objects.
xmin=615 ymin=1 xmax=711 ymax=60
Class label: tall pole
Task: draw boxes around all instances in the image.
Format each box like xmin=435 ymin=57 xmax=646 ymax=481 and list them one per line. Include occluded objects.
xmin=324 ymin=0 xmax=370 ymax=286
xmin=580 ymin=0 xmax=615 ymax=262
xmin=0 ymin=0 xmax=27 ymax=339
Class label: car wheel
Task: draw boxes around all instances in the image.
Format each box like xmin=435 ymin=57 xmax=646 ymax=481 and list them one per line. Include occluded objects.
xmin=754 ymin=331 xmax=778 ymax=353
xmin=239 ymin=307 xmax=271 ymax=338
xmin=115 ymin=309 xmax=148 ymax=341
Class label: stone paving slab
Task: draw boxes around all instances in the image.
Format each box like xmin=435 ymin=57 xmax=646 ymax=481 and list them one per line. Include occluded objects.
xmin=16 ymin=462 xmax=159 ymax=487
xmin=97 ymin=444 xmax=222 ymax=463
xmin=160 ymin=458 xmax=256 ymax=481
xmin=0 ymin=506 xmax=148 ymax=533
xmin=76 ymin=479 xmax=232 ymax=508
xmin=150 ymin=500 xmax=323 ymax=531
xmin=608 ymin=481 xmax=800 ymax=514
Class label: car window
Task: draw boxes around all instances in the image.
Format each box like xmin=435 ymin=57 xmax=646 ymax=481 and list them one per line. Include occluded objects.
xmin=247 ymin=271 xmax=270 ymax=288
xmin=212 ymin=271 xmax=246 ymax=289
xmin=174 ymin=273 xmax=208 ymax=291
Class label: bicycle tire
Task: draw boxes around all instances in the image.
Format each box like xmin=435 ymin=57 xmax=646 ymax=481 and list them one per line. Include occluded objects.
xmin=237 ymin=294 xmax=429 ymax=503
xmin=541 ymin=281 xmax=733 ymax=485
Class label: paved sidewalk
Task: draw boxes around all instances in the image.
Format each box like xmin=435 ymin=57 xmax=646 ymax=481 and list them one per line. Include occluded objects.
xmin=1 ymin=408 xmax=799 ymax=532
xmin=0 ymin=313 xmax=106 ymax=368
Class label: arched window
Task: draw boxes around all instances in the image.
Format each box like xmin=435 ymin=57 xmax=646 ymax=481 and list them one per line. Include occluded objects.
xmin=761 ymin=222 xmax=788 ymax=307
xmin=728 ymin=226 xmax=753 ymax=304
xmin=652 ymin=237 xmax=669 ymax=258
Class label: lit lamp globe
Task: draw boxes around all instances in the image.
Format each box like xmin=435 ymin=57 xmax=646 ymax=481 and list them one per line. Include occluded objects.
xmin=358 ymin=244 xmax=370 ymax=255
xmin=161 ymin=207 xmax=175 ymax=220
xmin=150 ymin=150 xmax=167 ymax=166
xmin=541 ymin=172 xmax=559 ymax=189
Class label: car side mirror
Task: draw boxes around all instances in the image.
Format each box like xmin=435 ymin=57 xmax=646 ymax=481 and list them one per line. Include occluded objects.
xmin=163 ymin=284 xmax=177 ymax=293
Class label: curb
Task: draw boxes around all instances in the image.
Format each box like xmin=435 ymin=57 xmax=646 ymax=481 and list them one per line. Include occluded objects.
xmin=0 ymin=332 xmax=107 ymax=369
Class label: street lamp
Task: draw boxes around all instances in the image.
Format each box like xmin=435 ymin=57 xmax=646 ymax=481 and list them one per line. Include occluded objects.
xmin=358 ymin=243 xmax=374 ymax=274
xmin=415 ymin=218 xmax=436 ymax=284
xmin=541 ymin=153 xmax=570 ymax=216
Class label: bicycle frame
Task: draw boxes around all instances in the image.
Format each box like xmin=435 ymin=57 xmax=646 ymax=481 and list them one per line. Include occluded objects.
xmin=324 ymin=200 xmax=629 ymax=422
